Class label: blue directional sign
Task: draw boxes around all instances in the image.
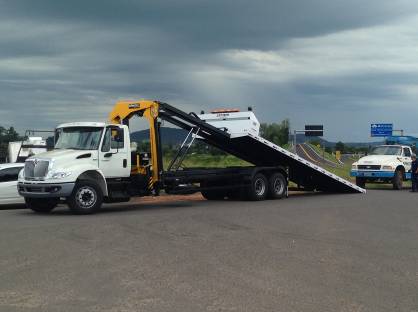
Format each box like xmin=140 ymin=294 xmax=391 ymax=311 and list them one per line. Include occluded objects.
xmin=371 ymin=123 xmax=393 ymax=137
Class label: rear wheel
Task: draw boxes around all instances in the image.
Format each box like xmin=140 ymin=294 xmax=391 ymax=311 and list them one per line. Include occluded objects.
xmin=25 ymin=198 xmax=58 ymax=213
xmin=68 ymin=180 xmax=103 ymax=214
xmin=268 ymin=172 xmax=287 ymax=199
xmin=356 ymin=177 xmax=366 ymax=188
xmin=247 ymin=173 xmax=268 ymax=201
xmin=392 ymin=169 xmax=403 ymax=190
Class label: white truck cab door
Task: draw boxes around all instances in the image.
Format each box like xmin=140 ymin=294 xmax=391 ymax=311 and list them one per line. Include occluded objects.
xmin=99 ymin=126 xmax=131 ymax=178
xmin=402 ymin=147 xmax=412 ymax=171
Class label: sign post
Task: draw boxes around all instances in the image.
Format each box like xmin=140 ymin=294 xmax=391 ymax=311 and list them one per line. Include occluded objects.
xmin=335 ymin=150 xmax=341 ymax=161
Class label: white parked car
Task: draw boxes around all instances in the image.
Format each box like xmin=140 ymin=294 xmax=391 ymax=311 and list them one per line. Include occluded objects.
xmin=0 ymin=163 xmax=25 ymax=205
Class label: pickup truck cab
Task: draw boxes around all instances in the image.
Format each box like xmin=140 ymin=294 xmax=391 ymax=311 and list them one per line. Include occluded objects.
xmin=350 ymin=145 xmax=413 ymax=189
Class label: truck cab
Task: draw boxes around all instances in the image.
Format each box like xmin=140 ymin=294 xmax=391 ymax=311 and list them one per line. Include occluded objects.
xmin=350 ymin=145 xmax=413 ymax=189
xmin=17 ymin=122 xmax=145 ymax=213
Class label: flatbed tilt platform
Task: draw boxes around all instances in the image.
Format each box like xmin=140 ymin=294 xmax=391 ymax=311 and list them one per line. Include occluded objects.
xmin=158 ymin=102 xmax=365 ymax=194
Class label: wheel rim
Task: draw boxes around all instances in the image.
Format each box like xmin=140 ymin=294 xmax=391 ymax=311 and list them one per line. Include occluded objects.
xmin=273 ymin=178 xmax=284 ymax=195
xmin=254 ymin=178 xmax=266 ymax=196
xmin=75 ymin=186 xmax=97 ymax=209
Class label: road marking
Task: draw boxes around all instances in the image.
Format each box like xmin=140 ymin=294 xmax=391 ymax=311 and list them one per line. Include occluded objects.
xmin=298 ymin=144 xmax=319 ymax=163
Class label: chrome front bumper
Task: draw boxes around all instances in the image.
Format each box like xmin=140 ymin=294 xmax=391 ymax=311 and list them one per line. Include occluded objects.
xmin=18 ymin=182 xmax=75 ymax=198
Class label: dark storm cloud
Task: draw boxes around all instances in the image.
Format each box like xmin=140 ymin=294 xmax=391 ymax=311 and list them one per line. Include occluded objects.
xmin=2 ymin=0 xmax=415 ymax=50
xmin=0 ymin=0 xmax=417 ymax=140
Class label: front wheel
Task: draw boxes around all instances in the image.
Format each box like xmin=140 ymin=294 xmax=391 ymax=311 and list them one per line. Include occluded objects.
xmin=25 ymin=198 xmax=58 ymax=213
xmin=68 ymin=181 xmax=103 ymax=214
xmin=392 ymin=169 xmax=403 ymax=190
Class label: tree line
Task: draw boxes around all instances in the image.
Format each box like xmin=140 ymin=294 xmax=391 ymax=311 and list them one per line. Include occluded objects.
xmin=308 ymin=139 xmax=371 ymax=154
xmin=260 ymin=119 xmax=290 ymax=147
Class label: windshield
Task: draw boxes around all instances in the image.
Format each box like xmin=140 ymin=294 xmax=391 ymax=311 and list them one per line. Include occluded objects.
xmin=55 ymin=127 xmax=103 ymax=150
xmin=370 ymin=146 xmax=402 ymax=156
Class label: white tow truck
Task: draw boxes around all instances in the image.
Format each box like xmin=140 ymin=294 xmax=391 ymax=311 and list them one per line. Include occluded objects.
xmin=350 ymin=145 xmax=413 ymax=189
xmin=18 ymin=100 xmax=363 ymax=214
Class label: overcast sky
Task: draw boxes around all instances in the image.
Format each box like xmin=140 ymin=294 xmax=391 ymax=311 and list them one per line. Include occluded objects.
xmin=1 ymin=0 xmax=418 ymax=141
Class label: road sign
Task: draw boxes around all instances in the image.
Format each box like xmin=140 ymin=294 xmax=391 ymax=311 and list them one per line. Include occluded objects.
xmin=305 ymin=125 xmax=323 ymax=137
xmin=371 ymin=123 xmax=393 ymax=137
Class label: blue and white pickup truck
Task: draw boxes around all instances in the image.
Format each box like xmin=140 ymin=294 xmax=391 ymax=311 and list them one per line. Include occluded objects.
xmin=350 ymin=145 xmax=413 ymax=189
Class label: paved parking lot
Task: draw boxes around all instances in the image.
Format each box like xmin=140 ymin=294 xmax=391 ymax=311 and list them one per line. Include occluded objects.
xmin=0 ymin=190 xmax=417 ymax=312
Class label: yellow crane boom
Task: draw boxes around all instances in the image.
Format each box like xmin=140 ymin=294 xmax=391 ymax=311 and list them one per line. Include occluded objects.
xmin=109 ymin=100 xmax=162 ymax=186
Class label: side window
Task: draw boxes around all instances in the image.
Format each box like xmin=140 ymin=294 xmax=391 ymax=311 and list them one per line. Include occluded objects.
xmin=101 ymin=127 xmax=124 ymax=152
xmin=101 ymin=128 xmax=111 ymax=152
xmin=0 ymin=167 xmax=22 ymax=182
xmin=111 ymin=128 xmax=124 ymax=149
xmin=404 ymin=148 xmax=411 ymax=157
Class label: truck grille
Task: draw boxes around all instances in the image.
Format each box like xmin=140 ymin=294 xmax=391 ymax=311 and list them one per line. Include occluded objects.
xmin=24 ymin=159 xmax=49 ymax=180
xmin=358 ymin=165 xmax=381 ymax=170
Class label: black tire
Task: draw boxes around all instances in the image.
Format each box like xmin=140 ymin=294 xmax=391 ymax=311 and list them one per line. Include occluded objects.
xmin=68 ymin=180 xmax=103 ymax=214
xmin=247 ymin=173 xmax=268 ymax=201
xmin=267 ymin=172 xmax=287 ymax=199
xmin=392 ymin=169 xmax=403 ymax=190
xmin=201 ymin=189 xmax=227 ymax=200
xmin=356 ymin=177 xmax=366 ymax=188
xmin=25 ymin=198 xmax=58 ymax=213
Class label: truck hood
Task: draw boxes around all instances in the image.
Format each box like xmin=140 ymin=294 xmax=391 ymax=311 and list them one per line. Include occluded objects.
xmin=357 ymin=155 xmax=400 ymax=165
xmin=28 ymin=149 xmax=97 ymax=168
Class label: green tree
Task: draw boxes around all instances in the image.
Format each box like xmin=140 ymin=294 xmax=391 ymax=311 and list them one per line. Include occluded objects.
xmin=259 ymin=119 xmax=290 ymax=147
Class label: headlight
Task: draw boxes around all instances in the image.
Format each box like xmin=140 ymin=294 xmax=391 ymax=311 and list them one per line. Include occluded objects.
xmin=18 ymin=168 xmax=25 ymax=179
xmin=47 ymin=170 xmax=72 ymax=179
xmin=351 ymin=164 xmax=358 ymax=170
xmin=382 ymin=165 xmax=394 ymax=170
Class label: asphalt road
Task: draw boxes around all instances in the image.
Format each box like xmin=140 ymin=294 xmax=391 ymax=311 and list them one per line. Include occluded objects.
xmin=296 ymin=143 xmax=339 ymax=168
xmin=0 ymin=190 xmax=417 ymax=312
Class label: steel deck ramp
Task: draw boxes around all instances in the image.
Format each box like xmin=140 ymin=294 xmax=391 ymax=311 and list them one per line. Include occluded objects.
xmin=158 ymin=103 xmax=365 ymax=194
